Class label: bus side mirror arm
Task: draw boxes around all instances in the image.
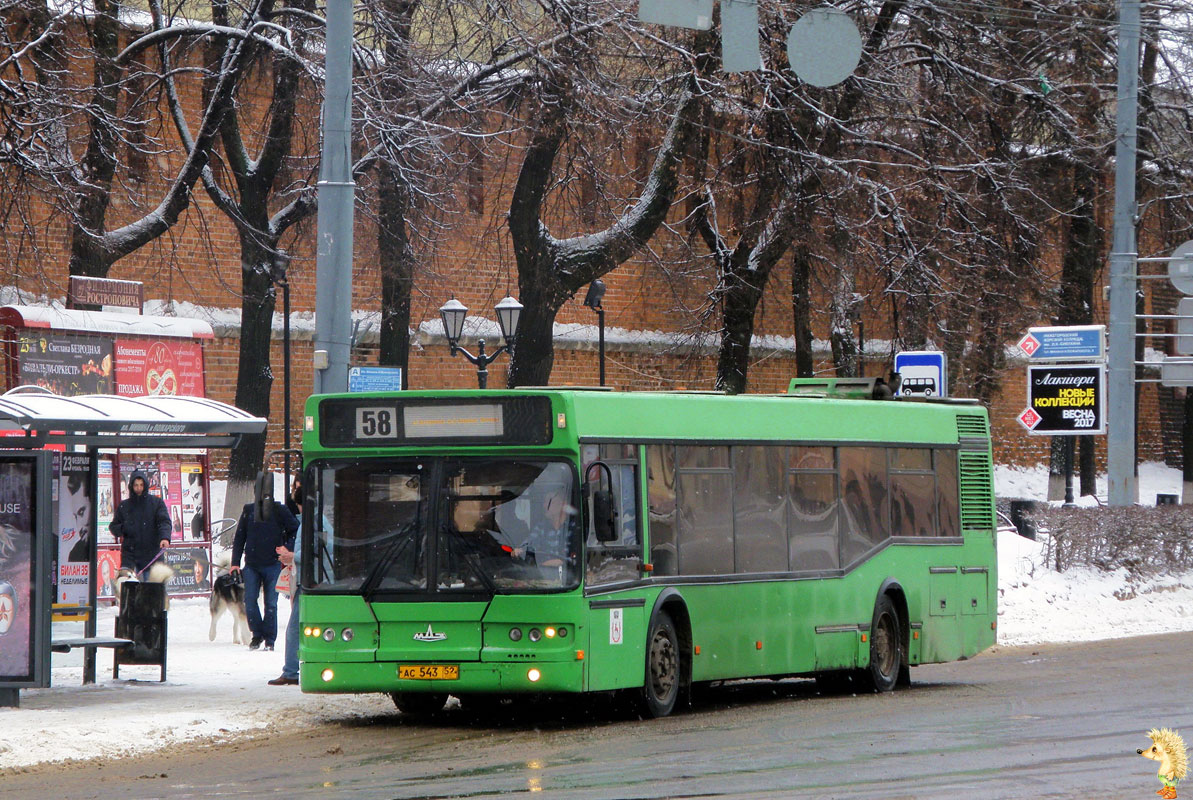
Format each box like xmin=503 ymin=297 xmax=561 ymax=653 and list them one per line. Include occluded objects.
xmin=584 ymin=461 xmax=619 ymax=543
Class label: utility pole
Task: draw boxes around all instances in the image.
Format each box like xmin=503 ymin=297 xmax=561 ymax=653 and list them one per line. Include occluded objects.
xmin=313 ymin=0 xmax=356 ymax=395
xmin=1107 ymin=0 xmax=1140 ymax=506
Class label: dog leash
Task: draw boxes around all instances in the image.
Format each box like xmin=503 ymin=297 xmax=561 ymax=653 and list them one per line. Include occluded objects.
xmin=135 ymin=548 xmax=168 ymax=581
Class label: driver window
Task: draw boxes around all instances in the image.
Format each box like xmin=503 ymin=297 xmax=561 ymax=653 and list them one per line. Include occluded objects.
xmin=582 ymin=444 xmax=642 ymax=587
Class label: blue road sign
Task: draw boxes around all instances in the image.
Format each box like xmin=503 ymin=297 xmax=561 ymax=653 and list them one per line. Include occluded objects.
xmin=1016 ymin=325 xmax=1105 ymax=361
xmin=348 ymin=366 xmax=403 ymax=393
xmin=894 ymin=351 xmax=947 ymax=398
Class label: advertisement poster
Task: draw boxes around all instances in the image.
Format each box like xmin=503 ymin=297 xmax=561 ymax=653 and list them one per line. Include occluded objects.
xmin=1019 ymin=364 xmax=1106 ymax=436
xmin=181 ymin=464 xmax=205 ymax=541
xmin=159 ymin=460 xmax=185 ymax=541
xmin=96 ymin=548 xmax=121 ymax=600
xmin=162 ymin=546 xmax=211 ymax=594
xmin=96 ymin=459 xmax=116 ymax=545
xmin=114 ymin=339 xmax=205 ymax=398
xmin=56 ymin=453 xmax=92 ymax=605
xmin=0 ymin=459 xmax=35 ymax=682
xmin=18 ymin=333 xmax=113 ymax=396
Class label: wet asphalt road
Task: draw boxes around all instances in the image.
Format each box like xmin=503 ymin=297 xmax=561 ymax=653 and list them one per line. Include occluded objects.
xmin=6 ymin=631 xmax=1192 ymax=799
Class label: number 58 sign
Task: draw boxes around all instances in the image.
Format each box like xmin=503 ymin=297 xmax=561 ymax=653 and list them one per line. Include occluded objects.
xmin=1018 ymin=365 xmax=1105 ymax=435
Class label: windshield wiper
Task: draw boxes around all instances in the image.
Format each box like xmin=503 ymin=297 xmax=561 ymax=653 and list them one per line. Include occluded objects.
xmin=438 ymin=528 xmax=499 ymax=593
xmin=361 ymin=519 xmax=420 ymax=595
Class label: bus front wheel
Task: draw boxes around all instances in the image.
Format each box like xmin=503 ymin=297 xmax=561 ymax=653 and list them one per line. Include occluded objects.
xmin=862 ymin=595 xmax=903 ymax=693
xmin=391 ymin=692 xmax=447 ymax=715
xmin=639 ymin=611 xmax=680 ymax=718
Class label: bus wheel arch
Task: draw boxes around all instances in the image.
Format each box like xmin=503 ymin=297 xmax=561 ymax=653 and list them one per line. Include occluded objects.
xmin=865 ymin=582 xmax=908 ymax=692
xmin=640 ymin=590 xmax=691 ymax=718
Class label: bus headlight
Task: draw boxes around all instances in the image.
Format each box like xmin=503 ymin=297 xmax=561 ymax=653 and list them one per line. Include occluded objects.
xmin=323 ymin=628 xmax=336 ymax=642
xmin=341 ymin=628 xmax=354 ymax=642
xmin=509 ymin=627 xmax=522 ymax=641
xmin=527 ymin=668 xmax=541 ymax=682
xmin=528 ymin=628 xmax=542 ymax=642
xmin=321 ymin=669 xmax=334 ymax=682
xmin=544 ymin=627 xmax=556 ymax=639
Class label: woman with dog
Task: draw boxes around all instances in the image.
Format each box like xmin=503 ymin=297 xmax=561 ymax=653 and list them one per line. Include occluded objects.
xmin=231 ymin=473 xmax=298 ymax=651
xmin=109 ymin=469 xmax=172 ymax=576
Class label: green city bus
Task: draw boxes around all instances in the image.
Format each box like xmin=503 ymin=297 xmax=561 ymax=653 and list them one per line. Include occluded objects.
xmin=296 ymin=379 xmax=997 ymax=717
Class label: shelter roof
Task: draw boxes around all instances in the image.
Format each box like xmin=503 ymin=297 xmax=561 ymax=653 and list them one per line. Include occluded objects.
xmin=0 ymin=390 xmax=265 ymax=448
xmin=0 ymin=305 xmax=214 ymax=339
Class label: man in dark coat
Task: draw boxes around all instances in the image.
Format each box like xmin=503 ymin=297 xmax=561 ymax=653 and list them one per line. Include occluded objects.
xmin=109 ymin=469 xmax=172 ymax=575
xmin=232 ymin=473 xmax=298 ymax=651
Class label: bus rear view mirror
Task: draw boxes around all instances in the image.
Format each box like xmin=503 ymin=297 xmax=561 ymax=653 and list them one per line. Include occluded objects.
xmin=592 ymin=489 xmax=618 ymax=543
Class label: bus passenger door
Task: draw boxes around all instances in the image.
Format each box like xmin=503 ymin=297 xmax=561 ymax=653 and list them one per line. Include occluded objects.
xmin=582 ymin=445 xmax=648 ymax=691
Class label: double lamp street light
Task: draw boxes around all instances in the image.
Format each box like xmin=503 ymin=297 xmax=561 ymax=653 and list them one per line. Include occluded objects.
xmin=439 ymin=295 xmax=523 ymax=388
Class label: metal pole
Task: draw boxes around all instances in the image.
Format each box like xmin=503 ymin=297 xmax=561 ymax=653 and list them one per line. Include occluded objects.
xmin=1107 ymin=0 xmax=1140 ymax=506
xmin=1064 ymin=437 xmax=1075 ymax=506
xmin=313 ymin=0 xmax=356 ymax=395
xmin=476 ymin=339 xmax=488 ymax=389
xmin=283 ymin=278 xmax=291 ymax=498
xmin=597 ymin=307 xmax=605 ymax=387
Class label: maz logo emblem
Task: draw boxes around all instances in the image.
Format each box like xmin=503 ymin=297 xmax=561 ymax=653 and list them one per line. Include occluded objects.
xmin=413 ymin=625 xmax=447 ymax=642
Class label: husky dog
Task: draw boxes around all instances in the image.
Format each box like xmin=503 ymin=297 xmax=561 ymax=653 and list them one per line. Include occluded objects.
xmin=114 ymin=562 xmax=175 ymax=608
xmin=1139 ymin=728 xmax=1188 ymax=799
xmin=209 ymin=571 xmax=250 ymax=644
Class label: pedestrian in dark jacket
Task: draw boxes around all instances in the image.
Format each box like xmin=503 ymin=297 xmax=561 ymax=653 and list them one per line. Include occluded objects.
xmin=109 ymin=469 xmax=171 ymax=574
xmin=232 ymin=473 xmax=298 ymax=651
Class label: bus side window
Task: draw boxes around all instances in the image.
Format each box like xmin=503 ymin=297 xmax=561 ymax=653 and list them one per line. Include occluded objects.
xmin=646 ymin=445 xmax=677 ymax=576
xmin=585 ymin=446 xmax=643 ymax=586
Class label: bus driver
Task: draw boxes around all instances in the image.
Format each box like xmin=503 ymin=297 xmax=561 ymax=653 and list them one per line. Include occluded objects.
xmin=515 ymin=488 xmax=575 ymax=568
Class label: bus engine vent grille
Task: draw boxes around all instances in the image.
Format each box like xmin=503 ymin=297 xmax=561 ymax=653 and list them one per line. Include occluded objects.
xmin=955 ymin=414 xmax=989 ymax=440
xmin=958 ymin=451 xmax=995 ymax=532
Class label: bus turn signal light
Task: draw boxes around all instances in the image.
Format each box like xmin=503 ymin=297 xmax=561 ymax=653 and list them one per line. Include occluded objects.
xmin=641 ymin=563 xmax=654 ymax=572
xmin=576 ymin=650 xmax=584 ymax=660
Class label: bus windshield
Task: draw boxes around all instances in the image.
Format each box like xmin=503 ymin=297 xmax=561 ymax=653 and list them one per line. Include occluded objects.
xmin=307 ymin=457 xmax=581 ymax=594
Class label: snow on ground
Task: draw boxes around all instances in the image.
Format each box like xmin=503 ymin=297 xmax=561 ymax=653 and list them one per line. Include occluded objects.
xmin=2 ymin=463 xmax=1193 ymax=772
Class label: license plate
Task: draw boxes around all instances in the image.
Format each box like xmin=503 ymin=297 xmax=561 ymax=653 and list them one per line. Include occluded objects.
xmin=398 ymin=664 xmax=459 ymax=680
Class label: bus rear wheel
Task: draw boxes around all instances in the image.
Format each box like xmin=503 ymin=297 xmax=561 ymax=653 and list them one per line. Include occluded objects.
xmin=391 ymin=691 xmax=447 ymax=715
xmin=639 ymin=611 xmax=680 ymax=718
xmin=862 ymin=595 xmax=902 ymax=693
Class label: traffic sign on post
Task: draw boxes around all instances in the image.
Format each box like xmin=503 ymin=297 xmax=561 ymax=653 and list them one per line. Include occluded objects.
xmin=1167 ymin=239 xmax=1193 ymax=294
xmin=1021 ymin=364 xmax=1105 ymax=435
xmin=1016 ymin=325 xmax=1105 ymax=361
xmin=348 ymin=366 xmax=403 ymax=393
xmin=893 ymin=351 xmax=947 ymax=398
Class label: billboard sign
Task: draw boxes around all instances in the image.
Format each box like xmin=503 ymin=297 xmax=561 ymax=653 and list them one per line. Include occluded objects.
xmin=115 ymin=338 xmax=205 ymax=398
xmin=1019 ymin=364 xmax=1105 ymax=435
xmin=17 ymin=333 xmax=113 ymax=396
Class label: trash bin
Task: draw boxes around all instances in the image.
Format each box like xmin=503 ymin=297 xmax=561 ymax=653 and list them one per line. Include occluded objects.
xmin=114 ymin=581 xmax=167 ymax=681
xmin=1157 ymin=493 xmax=1179 ymax=506
xmin=1008 ymin=499 xmax=1038 ymax=541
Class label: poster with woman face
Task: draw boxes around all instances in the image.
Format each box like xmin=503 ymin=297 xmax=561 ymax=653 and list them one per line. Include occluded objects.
xmin=0 ymin=459 xmax=35 ymax=682
xmin=56 ymin=453 xmax=92 ymax=606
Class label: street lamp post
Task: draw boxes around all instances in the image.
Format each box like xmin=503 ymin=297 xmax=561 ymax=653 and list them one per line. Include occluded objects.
xmin=583 ymin=279 xmax=606 ymax=386
xmin=439 ymin=296 xmax=523 ymax=388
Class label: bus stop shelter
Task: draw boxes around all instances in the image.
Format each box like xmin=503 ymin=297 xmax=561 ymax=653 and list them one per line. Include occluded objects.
xmin=0 ymin=390 xmax=267 ymax=706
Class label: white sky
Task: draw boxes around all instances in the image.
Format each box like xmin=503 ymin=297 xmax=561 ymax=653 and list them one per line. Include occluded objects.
xmin=2 ymin=462 xmax=1192 ymax=771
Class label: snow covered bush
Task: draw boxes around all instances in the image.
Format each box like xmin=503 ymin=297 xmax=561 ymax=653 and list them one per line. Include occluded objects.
xmin=1031 ymin=506 xmax=1193 ymax=577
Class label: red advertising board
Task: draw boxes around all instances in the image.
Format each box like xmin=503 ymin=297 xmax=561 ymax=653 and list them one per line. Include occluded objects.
xmin=114 ymin=339 xmax=204 ymax=397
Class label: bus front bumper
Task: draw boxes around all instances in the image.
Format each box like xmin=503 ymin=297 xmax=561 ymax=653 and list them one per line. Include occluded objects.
xmin=300 ymin=659 xmax=585 ymax=694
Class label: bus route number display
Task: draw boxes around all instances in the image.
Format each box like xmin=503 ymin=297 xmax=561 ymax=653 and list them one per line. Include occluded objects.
xmin=355 ymin=406 xmax=397 ymax=440
xmin=1019 ymin=364 xmax=1105 ymax=435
